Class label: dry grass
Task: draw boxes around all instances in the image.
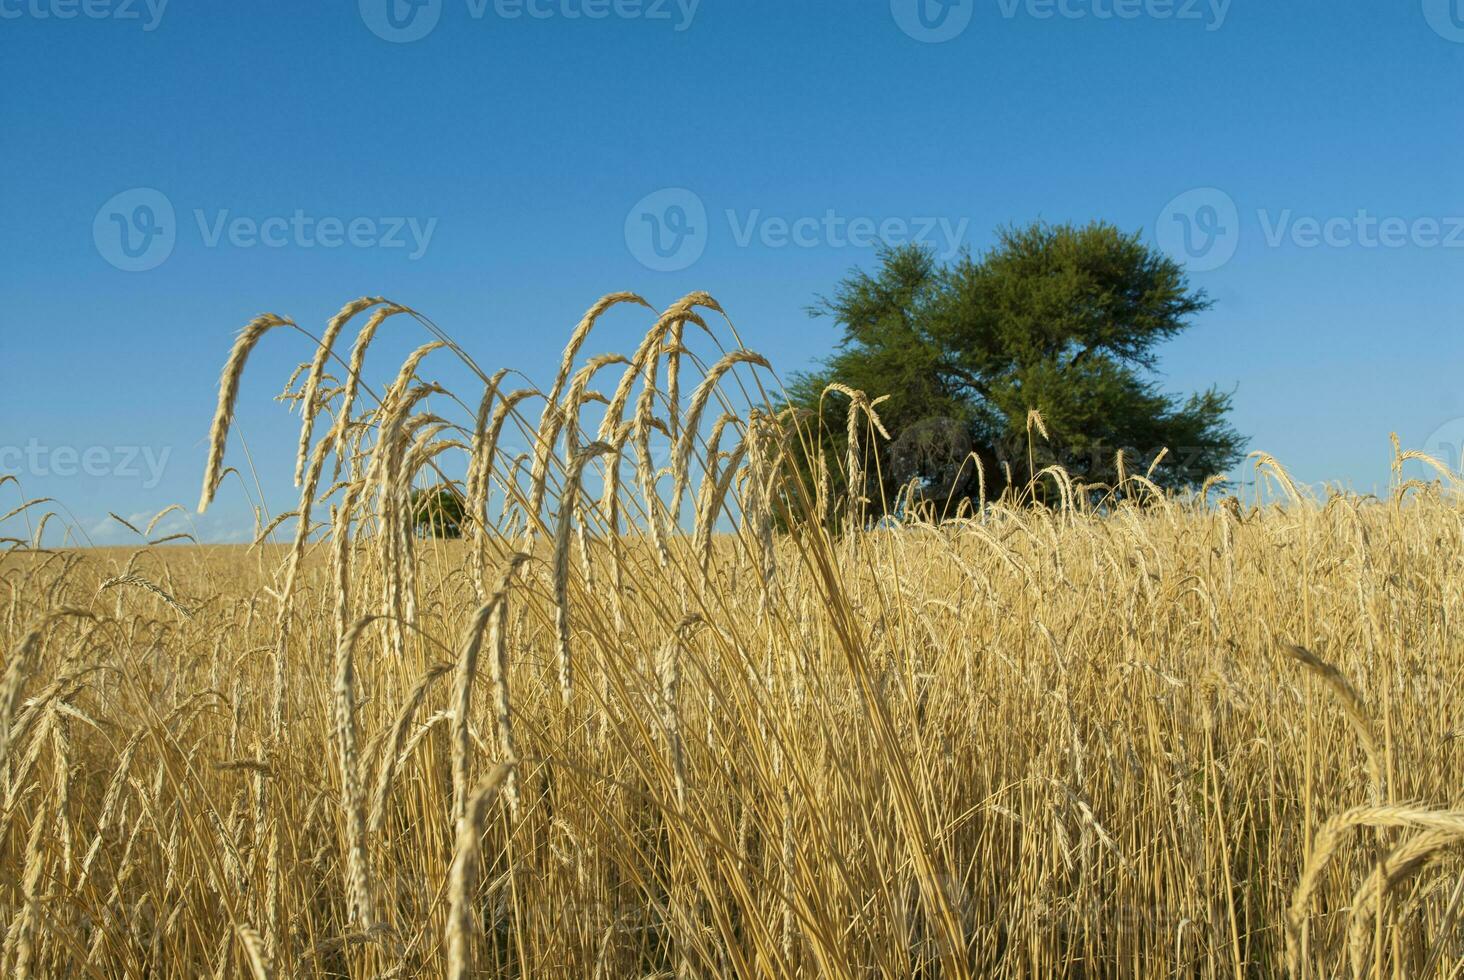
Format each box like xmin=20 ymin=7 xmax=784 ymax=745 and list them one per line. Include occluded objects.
xmin=2 ymin=292 xmax=1464 ymax=977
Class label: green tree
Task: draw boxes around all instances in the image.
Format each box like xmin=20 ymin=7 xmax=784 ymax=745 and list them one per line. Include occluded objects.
xmin=411 ymin=485 xmax=467 ymax=539
xmin=788 ymin=221 xmax=1244 ymax=515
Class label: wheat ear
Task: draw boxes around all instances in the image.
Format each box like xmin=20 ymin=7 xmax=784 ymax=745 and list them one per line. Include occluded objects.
xmin=447 ymin=763 xmax=512 ymax=980
xmin=369 ymin=663 xmax=452 ymax=834
xmin=672 ymin=350 xmax=769 ymax=516
xmin=334 ymin=615 xmax=379 ymax=929
xmin=554 ymin=442 xmax=614 ymax=709
xmin=238 ymin=924 xmax=274 ymax=980
xmin=452 ymin=553 xmax=529 ymax=825
xmin=1346 ymin=827 xmax=1464 ymax=977
xmin=294 ymin=297 xmax=383 ymax=486
xmin=1286 ymin=805 xmax=1464 ymax=977
xmin=1282 ymin=644 xmax=1383 ymax=801
xmin=199 ymin=313 xmax=295 ymax=512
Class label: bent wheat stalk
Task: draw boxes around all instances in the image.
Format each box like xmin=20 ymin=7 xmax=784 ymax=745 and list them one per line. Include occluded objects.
xmin=451 ymin=553 xmax=529 ymax=826
xmin=447 ymin=763 xmax=512 ymax=980
xmin=553 ymin=442 xmax=614 ymax=709
xmin=199 ymin=313 xmax=296 ymax=512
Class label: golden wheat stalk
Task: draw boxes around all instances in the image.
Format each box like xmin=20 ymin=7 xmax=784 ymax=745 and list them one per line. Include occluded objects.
xmin=469 ymin=386 xmax=538 ymax=592
xmin=528 ymin=352 xmax=627 ymax=536
xmin=6 ymin=784 xmax=47 ymax=979
xmin=199 ymin=313 xmax=296 ymax=512
xmin=553 ymin=442 xmax=614 ymax=709
xmin=237 ymin=924 xmax=274 ymax=980
xmin=328 ymin=303 xmax=409 ymax=474
xmin=334 ymin=615 xmax=378 ymax=929
xmin=488 ymin=573 xmax=523 ymax=817
xmin=446 ymin=763 xmax=512 ymax=980
xmin=596 ymin=294 xmax=717 ymax=443
xmin=294 ymin=297 xmax=384 ymax=486
xmin=545 ymin=292 xmax=651 ymax=413
xmin=673 ymin=350 xmax=769 ymax=517
xmin=1345 ymin=826 xmax=1463 ymax=977
xmin=1281 ymin=643 xmax=1383 ymax=801
xmin=658 ymin=615 xmax=704 ymax=809
xmin=1286 ymin=805 xmax=1464 ymax=976
xmin=451 ymin=553 xmax=529 ymax=825
xmin=368 ymin=663 xmax=451 ymax=834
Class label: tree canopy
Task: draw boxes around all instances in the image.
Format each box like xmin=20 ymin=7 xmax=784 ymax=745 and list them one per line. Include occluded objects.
xmin=410 ymin=485 xmax=466 ymax=539
xmin=787 ymin=220 xmax=1244 ymax=515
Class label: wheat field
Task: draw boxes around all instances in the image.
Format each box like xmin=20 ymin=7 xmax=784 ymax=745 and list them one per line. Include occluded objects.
xmin=2 ymin=292 xmax=1463 ymax=978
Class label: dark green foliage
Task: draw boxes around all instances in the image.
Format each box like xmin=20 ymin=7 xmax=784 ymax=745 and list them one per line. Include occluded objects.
xmin=788 ymin=221 xmax=1244 ymax=516
xmin=411 ymin=484 xmax=466 ymax=539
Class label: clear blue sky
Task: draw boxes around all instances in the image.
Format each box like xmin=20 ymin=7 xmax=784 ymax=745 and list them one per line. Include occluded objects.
xmin=2 ymin=0 xmax=1462 ymax=543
